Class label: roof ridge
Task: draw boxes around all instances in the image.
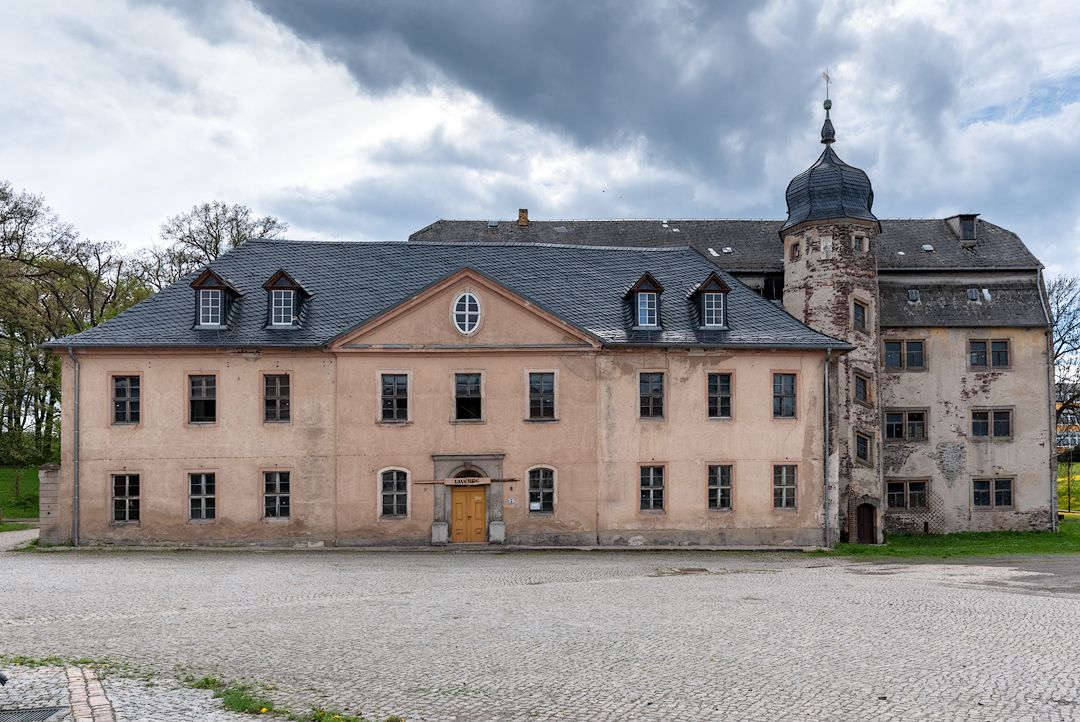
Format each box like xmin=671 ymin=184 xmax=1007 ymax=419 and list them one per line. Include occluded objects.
xmin=409 ymin=240 xmax=693 ymax=252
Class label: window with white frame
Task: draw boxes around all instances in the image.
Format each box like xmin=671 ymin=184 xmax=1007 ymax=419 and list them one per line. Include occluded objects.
xmin=380 ymin=469 xmax=408 ymax=518
xmin=637 ymin=291 xmax=658 ymax=327
xmin=703 ymin=292 xmax=725 ymax=327
xmin=198 ymin=289 xmax=222 ymax=326
xmin=263 ymin=471 xmax=290 ymax=519
xmin=271 ymin=289 xmax=295 ymax=326
xmin=189 ymin=472 xmax=216 ymax=520
xmin=453 ymin=292 xmax=481 ymax=335
xmin=773 ymin=464 xmax=797 ymax=508
xmin=528 ymin=467 xmax=555 ymax=513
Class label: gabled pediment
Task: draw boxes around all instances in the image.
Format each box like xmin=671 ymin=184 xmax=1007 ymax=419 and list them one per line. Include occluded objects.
xmin=689 ymin=272 xmax=731 ymax=297
xmin=330 ymin=268 xmax=600 ymax=351
xmin=262 ymin=269 xmax=311 ymax=295
xmin=190 ymin=269 xmax=241 ymax=294
xmin=624 ymin=271 xmax=664 ymax=297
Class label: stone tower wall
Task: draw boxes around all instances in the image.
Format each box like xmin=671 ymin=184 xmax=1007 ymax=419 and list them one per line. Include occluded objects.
xmin=782 ymin=221 xmax=883 ymax=543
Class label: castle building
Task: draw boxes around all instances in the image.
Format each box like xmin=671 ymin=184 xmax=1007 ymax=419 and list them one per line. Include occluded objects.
xmin=41 ymin=103 xmax=1056 ymax=546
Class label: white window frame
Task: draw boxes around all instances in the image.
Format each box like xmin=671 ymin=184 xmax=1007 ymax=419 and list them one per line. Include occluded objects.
xmin=637 ymin=291 xmax=658 ymax=327
xmin=526 ymin=465 xmax=556 ymax=514
xmin=452 ymin=291 xmax=481 ymax=335
xmin=378 ymin=467 xmax=410 ymax=519
xmin=270 ymin=289 xmax=295 ymax=326
xmin=702 ymin=292 xmax=725 ymax=327
xmin=198 ymin=289 xmax=223 ymax=326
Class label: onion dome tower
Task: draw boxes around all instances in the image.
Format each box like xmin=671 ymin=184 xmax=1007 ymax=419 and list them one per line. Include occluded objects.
xmin=781 ymin=99 xmax=883 ymax=546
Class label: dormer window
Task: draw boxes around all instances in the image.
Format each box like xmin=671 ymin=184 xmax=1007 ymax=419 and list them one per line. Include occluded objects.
xmin=626 ymin=272 xmax=665 ymax=330
xmin=959 ymin=216 xmax=976 ymax=241
xmin=271 ymin=290 xmax=295 ymax=326
xmin=637 ymin=292 xmax=658 ymax=327
xmin=199 ymin=289 xmax=222 ymax=326
xmin=691 ymin=272 xmax=731 ymax=330
xmin=262 ymin=269 xmax=309 ymax=329
xmin=190 ymin=269 xmax=239 ymax=328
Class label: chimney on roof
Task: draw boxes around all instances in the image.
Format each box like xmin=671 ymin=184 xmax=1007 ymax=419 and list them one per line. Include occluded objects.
xmin=518 ymin=208 xmax=529 ymax=227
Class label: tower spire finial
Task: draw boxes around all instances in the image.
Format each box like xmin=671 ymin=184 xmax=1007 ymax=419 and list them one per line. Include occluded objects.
xmin=820 ymin=68 xmax=835 ymax=145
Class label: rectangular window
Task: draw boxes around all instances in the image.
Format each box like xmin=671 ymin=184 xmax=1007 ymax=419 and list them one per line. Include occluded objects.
xmin=528 ymin=372 xmax=556 ymax=420
xmin=885 ymin=410 xmax=927 ymax=441
xmin=381 ymin=373 xmax=409 ymax=422
xmin=707 ymin=464 xmax=732 ymax=510
xmin=884 ymin=340 xmax=925 ymax=370
xmin=637 ymin=292 xmax=658 ymax=327
xmin=528 ymin=467 xmax=555 ymax=514
xmin=198 ymin=289 xmax=222 ymax=326
xmin=263 ymin=471 xmax=290 ymax=518
xmin=853 ymin=300 xmax=867 ymax=331
xmin=969 ymin=340 xmax=988 ymax=368
xmin=973 ymin=408 xmax=1012 ymax=438
xmin=189 ymin=472 xmax=216 ymax=521
xmin=853 ymin=373 xmax=870 ymax=404
xmin=702 ymin=292 xmax=725 ymax=327
xmin=112 ymin=375 xmax=140 ymax=424
xmin=991 ymin=340 xmax=1010 ymax=368
xmin=112 ymin=473 xmax=140 ymax=524
xmin=639 ymin=466 xmax=664 ymax=511
xmin=270 ymin=289 xmax=295 ymax=326
xmin=707 ymin=373 xmax=732 ymax=419
xmin=380 ymin=469 xmax=408 ymax=518
xmin=773 ymin=464 xmax=797 ymax=509
xmin=855 ymin=432 xmax=871 ymax=463
xmin=973 ymin=477 xmax=1013 ymax=508
xmin=790 ymin=242 xmax=801 ymax=260
xmin=264 ymin=374 xmax=291 ymax=423
xmin=887 ymin=479 xmax=928 ymax=509
xmin=639 ymin=372 xmax=664 ymax=418
xmin=772 ymin=373 xmax=796 ymax=418
xmin=188 ymin=375 xmax=216 ymax=424
xmin=454 ymin=373 xmax=482 ymax=420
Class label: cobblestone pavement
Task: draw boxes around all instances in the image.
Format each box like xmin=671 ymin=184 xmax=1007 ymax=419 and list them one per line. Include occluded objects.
xmin=3 ymin=548 xmax=1080 ymax=721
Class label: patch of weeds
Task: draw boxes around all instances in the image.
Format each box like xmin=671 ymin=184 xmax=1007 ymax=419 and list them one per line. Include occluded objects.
xmin=217 ymin=684 xmax=275 ymax=715
xmin=11 ymin=538 xmax=41 ymax=552
xmin=0 ymin=655 xmax=124 ymax=678
xmin=188 ymin=675 xmax=225 ymax=690
xmin=184 ymin=674 xmax=401 ymax=721
xmin=1 ymin=655 xmax=65 ymax=668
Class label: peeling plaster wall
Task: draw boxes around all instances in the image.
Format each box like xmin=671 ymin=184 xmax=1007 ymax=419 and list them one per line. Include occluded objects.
xmin=879 ymin=326 xmax=1053 ymax=532
xmin=782 ymin=221 xmax=882 ymax=543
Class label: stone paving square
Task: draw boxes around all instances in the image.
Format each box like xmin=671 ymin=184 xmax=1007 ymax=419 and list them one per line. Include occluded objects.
xmin=2 ymin=544 xmax=1079 ymax=721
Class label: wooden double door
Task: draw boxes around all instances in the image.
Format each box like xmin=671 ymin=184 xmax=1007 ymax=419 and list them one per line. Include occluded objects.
xmin=451 ymin=486 xmax=487 ymax=543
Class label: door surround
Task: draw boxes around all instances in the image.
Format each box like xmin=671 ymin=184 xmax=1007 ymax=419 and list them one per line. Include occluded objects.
xmin=431 ymin=453 xmax=505 ymax=545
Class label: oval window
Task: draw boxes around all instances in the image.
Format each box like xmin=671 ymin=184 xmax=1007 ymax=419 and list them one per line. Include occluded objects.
xmin=452 ymin=292 xmax=481 ymax=335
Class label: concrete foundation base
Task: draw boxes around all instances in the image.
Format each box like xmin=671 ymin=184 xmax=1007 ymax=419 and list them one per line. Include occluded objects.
xmin=488 ymin=521 xmax=506 ymax=544
xmin=431 ymin=522 xmax=448 ymax=545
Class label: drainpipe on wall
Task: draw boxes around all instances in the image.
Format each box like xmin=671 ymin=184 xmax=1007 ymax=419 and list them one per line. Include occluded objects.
xmin=67 ymin=345 xmax=81 ymax=546
xmin=823 ymin=347 xmax=832 ymax=548
xmin=1036 ymin=270 xmax=1058 ymax=532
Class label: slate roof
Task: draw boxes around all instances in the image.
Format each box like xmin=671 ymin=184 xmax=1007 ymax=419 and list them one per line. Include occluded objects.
xmin=879 ymin=280 xmax=1050 ymax=328
xmin=781 ymin=145 xmax=879 ymax=234
xmin=409 ymin=217 xmax=1042 ymax=273
xmin=47 ymin=240 xmax=848 ymax=351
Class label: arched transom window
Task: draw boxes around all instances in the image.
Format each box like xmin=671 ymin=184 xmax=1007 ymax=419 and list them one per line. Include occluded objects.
xmin=452 ymin=292 xmax=481 ymax=335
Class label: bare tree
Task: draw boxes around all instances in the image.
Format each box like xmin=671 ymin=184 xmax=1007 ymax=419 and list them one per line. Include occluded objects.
xmin=1048 ymin=274 xmax=1080 ymax=425
xmin=159 ymin=201 xmax=288 ymax=264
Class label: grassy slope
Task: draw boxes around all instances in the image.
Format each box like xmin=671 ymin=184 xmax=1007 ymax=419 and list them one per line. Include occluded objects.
xmin=0 ymin=466 xmax=39 ymax=519
xmin=1059 ymin=461 xmax=1080 ymax=511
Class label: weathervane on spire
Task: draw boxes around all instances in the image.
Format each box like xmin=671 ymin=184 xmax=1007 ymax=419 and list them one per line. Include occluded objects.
xmin=820 ymin=68 xmax=835 ymax=145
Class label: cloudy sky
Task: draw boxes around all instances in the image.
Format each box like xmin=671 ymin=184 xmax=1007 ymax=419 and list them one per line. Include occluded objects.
xmin=3 ymin=0 xmax=1079 ymax=274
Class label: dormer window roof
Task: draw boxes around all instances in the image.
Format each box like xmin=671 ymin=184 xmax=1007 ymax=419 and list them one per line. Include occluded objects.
xmin=190 ymin=269 xmax=241 ymax=328
xmin=625 ymin=272 xmax=664 ymax=328
xmin=262 ymin=269 xmax=310 ymax=328
xmin=690 ymin=272 xmax=731 ymax=329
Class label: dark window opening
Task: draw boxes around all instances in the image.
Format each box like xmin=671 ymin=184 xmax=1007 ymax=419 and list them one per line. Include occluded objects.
xmin=887 ymin=480 xmax=928 ymax=509
xmin=640 ymin=372 xmax=664 ymax=418
xmin=381 ymin=373 xmax=409 ymax=422
xmin=112 ymin=473 xmax=140 ymax=523
xmin=113 ymin=375 xmax=140 ymax=424
xmin=969 ymin=340 xmax=988 ymax=368
xmin=855 ymin=433 xmax=871 ymax=463
xmin=189 ymin=472 xmax=216 ymax=520
xmin=854 ymin=373 xmax=870 ymax=404
xmin=189 ymin=375 xmax=216 ymax=423
xmin=529 ymin=372 xmax=555 ymax=420
xmin=707 ymin=373 xmax=732 ymax=418
xmin=886 ymin=410 xmax=927 ymax=441
xmin=264 ymin=471 xmax=290 ymax=518
xmin=853 ymin=300 xmax=867 ymax=332
xmin=380 ymin=469 xmax=408 ymax=517
xmin=773 ymin=373 xmax=796 ymax=418
xmin=773 ymin=465 xmax=797 ymax=508
xmin=991 ymin=340 xmax=1010 ymax=367
xmin=454 ymin=373 xmax=482 ymax=420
